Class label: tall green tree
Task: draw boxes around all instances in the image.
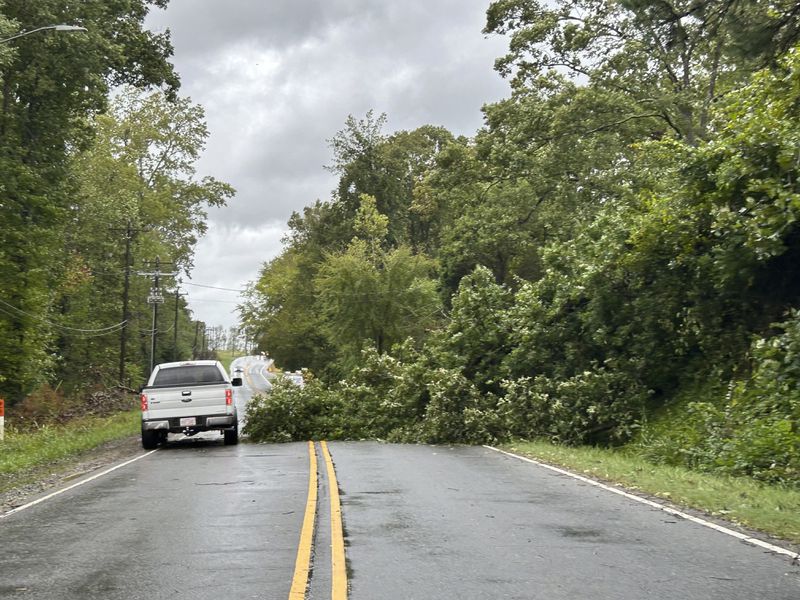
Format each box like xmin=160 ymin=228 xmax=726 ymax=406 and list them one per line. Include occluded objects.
xmin=56 ymin=88 xmax=234 ymax=391
xmin=314 ymin=195 xmax=441 ymax=365
xmin=240 ymin=247 xmax=331 ymax=374
xmin=0 ymin=0 xmax=179 ymax=402
xmin=485 ymin=0 xmax=800 ymax=144
xmin=327 ymin=112 xmax=455 ymax=249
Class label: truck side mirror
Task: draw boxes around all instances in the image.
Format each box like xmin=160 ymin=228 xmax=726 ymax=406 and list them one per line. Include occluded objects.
xmin=231 ymin=377 xmax=243 ymax=387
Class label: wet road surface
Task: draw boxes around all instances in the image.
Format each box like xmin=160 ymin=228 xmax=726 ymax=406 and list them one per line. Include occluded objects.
xmin=0 ymin=440 xmax=309 ymax=599
xmin=1 ymin=356 xmax=798 ymax=599
xmin=329 ymin=442 xmax=800 ymax=599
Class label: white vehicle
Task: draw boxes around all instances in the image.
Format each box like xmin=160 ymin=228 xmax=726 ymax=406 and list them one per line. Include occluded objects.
xmin=139 ymin=360 xmax=243 ymax=449
xmin=284 ymin=370 xmax=304 ymax=387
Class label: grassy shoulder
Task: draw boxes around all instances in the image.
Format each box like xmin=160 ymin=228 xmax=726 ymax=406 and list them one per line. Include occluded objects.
xmin=0 ymin=410 xmax=140 ymax=491
xmin=215 ymin=350 xmax=240 ymax=371
xmin=502 ymin=440 xmax=800 ymax=545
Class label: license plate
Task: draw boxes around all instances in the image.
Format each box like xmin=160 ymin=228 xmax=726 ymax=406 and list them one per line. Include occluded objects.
xmin=180 ymin=417 xmax=196 ymax=427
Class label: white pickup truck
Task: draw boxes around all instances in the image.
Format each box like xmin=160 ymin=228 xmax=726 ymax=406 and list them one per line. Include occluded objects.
xmin=139 ymin=360 xmax=243 ymax=449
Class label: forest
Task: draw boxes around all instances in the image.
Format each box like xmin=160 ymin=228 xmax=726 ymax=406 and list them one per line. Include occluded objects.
xmin=1 ymin=1 xmax=798 ymax=487
xmin=241 ymin=0 xmax=800 ymax=486
xmin=0 ymin=1 xmax=236 ymax=414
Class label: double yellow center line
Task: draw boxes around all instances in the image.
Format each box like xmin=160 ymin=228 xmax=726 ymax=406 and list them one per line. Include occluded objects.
xmin=289 ymin=441 xmax=348 ymax=600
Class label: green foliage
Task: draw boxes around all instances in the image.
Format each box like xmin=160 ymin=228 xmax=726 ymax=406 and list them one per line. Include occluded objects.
xmin=640 ymin=311 xmax=800 ymax=484
xmin=316 ymin=241 xmax=440 ymax=361
xmin=245 ymin=345 xmax=501 ymax=445
xmin=415 ymin=367 xmax=500 ymax=444
xmin=79 ymin=88 xmax=234 ymax=267
xmin=242 ymin=5 xmax=800 ymax=490
xmin=314 ymin=195 xmax=441 ymax=364
xmin=244 ymin=376 xmax=340 ymax=443
xmin=244 ymin=126 xmax=452 ymax=373
xmin=500 ymin=369 xmax=648 ymax=445
xmin=328 ymin=113 xmax=455 ymax=248
xmin=0 ymin=1 xmax=181 ymax=403
xmin=244 ymin=349 xmax=425 ymax=443
xmin=240 ymin=248 xmax=330 ymax=374
xmin=485 ymin=0 xmax=800 ymax=143
xmin=441 ymin=266 xmax=512 ymax=393
xmin=331 ymin=349 xmax=408 ymax=439
xmin=51 ymin=88 xmax=233 ymax=393
xmin=437 ymin=180 xmax=544 ymax=292
xmin=698 ymin=46 xmax=800 ymax=279
xmin=0 ymin=410 xmax=140 ymax=484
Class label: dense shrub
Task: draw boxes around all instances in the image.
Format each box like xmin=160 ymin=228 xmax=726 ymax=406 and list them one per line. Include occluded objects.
xmin=703 ymin=312 xmax=800 ymax=483
xmin=499 ymin=369 xmax=649 ymax=445
xmin=245 ymin=346 xmax=502 ymax=445
xmin=245 ymin=50 xmax=800 ymax=488
xmin=12 ymin=384 xmax=136 ymax=431
xmin=332 ymin=348 xmax=415 ymax=439
xmin=414 ymin=367 xmax=501 ymax=444
xmin=442 ymin=266 xmax=513 ymax=394
xmin=244 ymin=376 xmax=343 ymax=442
xmin=639 ymin=311 xmax=800 ymax=485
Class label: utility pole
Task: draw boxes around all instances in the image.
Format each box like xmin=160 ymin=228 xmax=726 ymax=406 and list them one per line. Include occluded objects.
xmin=173 ymin=285 xmax=187 ymax=361
xmin=192 ymin=321 xmax=200 ymax=359
xmin=113 ymin=221 xmax=149 ymax=386
xmin=119 ymin=222 xmax=132 ymax=385
xmin=139 ymin=256 xmax=177 ymax=375
xmin=173 ymin=286 xmax=179 ymax=361
xmin=150 ymin=256 xmax=161 ymax=373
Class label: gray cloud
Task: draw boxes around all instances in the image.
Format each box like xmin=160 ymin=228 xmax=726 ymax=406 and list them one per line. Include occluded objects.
xmin=146 ymin=0 xmax=510 ymax=327
xmin=150 ymin=1 xmax=389 ymax=57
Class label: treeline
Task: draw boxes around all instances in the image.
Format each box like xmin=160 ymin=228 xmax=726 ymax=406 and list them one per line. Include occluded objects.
xmin=0 ymin=1 xmax=231 ymax=408
xmin=243 ymin=0 xmax=800 ymax=485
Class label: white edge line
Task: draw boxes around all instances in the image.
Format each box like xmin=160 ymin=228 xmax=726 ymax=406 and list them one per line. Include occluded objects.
xmin=0 ymin=449 xmax=158 ymax=520
xmin=258 ymin=364 xmax=271 ymax=387
xmin=484 ymin=445 xmax=799 ymax=561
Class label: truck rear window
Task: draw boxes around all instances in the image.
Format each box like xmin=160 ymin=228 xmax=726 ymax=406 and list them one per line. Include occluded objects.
xmin=151 ymin=365 xmax=225 ymax=386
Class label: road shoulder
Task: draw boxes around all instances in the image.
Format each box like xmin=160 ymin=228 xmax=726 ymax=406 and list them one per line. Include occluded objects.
xmin=0 ymin=435 xmax=143 ymax=514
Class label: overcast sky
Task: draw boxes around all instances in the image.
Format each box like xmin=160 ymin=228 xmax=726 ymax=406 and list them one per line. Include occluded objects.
xmin=145 ymin=0 xmax=510 ymax=329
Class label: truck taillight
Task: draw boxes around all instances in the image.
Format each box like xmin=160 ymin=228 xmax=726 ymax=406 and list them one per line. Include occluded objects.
xmin=140 ymin=393 xmax=148 ymax=411
xmin=225 ymin=389 xmax=233 ymax=405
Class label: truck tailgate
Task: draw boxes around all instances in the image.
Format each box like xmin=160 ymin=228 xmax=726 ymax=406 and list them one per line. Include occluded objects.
xmin=143 ymin=383 xmax=230 ymax=419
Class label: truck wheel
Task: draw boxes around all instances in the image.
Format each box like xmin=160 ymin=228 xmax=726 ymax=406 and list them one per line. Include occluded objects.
xmin=224 ymin=424 xmax=239 ymax=446
xmin=141 ymin=427 xmax=159 ymax=450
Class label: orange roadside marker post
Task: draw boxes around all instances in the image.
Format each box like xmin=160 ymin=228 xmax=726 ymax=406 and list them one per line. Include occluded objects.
xmin=0 ymin=398 xmax=4 ymax=441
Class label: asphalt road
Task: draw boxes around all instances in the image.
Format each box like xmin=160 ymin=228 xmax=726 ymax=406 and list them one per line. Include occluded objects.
xmin=331 ymin=442 xmax=800 ymax=599
xmin=1 ymin=356 xmax=798 ymax=599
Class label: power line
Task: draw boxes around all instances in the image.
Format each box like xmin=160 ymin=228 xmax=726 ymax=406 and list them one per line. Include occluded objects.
xmin=82 ymin=271 xmax=247 ymax=294
xmin=184 ymin=298 xmax=241 ymax=305
xmin=135 ymin=321 xmax=176 ymax=335
xmin=70 ymin=323 xmax=128 ymax=338
xmin=0 ymin=306 xmax=127 ymax=338
xmin=183 ymin=282 xmax=245 ymax=292
xmin=0 ymin=299 xmax=128 ymax=333
xmin=138 ymin=256 xmax=177 ymax=374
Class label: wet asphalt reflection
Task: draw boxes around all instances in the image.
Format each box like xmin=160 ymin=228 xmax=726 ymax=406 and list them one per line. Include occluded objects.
xmin=1 ymin=357 xmax=798 ymax=599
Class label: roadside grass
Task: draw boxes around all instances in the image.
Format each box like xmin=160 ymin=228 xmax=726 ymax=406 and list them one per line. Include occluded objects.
xmin=215 ymin=350 xmax=240 ymax=371
xmin=502 ymin=440 xmax=800 ymax=545
xmin=0 ymin=410 xmax=139 ymax=490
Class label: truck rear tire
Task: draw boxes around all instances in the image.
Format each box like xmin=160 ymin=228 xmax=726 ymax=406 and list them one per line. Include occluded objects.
xmin=224 ymin=424 xmax=239 ymax=446
xmin=142 ymin=427 xmax=159 ymax=450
